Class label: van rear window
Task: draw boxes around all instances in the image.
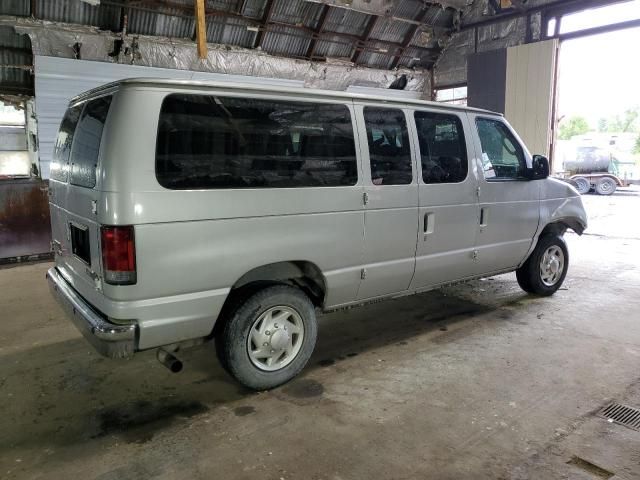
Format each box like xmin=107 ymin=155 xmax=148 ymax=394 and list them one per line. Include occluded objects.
xmin=155 ymin=94 xmax=358 ymax=189
xmin=50 ymin=96 xmax=112 ymax=187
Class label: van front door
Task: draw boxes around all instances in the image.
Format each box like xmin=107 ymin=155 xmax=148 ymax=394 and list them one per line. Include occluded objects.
xmin=355 ymin=105 xmax=419 ymax=300
xmin=469 ymin=115 xmax=540 ymax=274
xmin=409 ymin=109 xmax=479 ymax=290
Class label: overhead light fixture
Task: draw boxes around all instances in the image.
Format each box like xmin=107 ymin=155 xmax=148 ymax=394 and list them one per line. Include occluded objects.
xmin=247 ymin=26 xmax=259 ymax=32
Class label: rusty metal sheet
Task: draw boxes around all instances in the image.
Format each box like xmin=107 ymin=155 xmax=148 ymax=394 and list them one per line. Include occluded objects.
xmin=0 ymin=178 xmax=52 ymax=261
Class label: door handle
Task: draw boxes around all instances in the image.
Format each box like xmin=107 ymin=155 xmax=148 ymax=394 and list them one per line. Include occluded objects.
xmin=480 ymin=207 xmax=489 ymax=227
xmin=423 ymin=212 xmax=435 ymax=240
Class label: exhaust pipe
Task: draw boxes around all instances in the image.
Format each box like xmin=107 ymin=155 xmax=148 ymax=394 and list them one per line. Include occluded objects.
xmin=157 ymin=348 xmax=183 ymax=373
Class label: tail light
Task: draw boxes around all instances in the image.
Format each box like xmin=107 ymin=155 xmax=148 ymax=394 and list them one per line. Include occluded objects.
xmin=101 ymin=226 xmax=137 ymax=285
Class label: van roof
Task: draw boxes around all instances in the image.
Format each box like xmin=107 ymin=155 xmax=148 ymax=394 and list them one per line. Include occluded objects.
xmin=71 ymin=77 xmax=501 ymax=116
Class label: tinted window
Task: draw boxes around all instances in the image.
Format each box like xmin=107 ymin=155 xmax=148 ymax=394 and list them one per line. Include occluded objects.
xmin=414 ymin=111 xmax=468 ymax=184
xmin=363 ymin=107 xmax=412 ymax=185
xmin=50 ymin=104 xmax=82 ymax=182
xmin=155 ymin=94 xmax=357 ymax=189
xmin=476 ymin=118 xmax=526 ymax=180
xmin=69 ymin=96 xmax=112 ymax=188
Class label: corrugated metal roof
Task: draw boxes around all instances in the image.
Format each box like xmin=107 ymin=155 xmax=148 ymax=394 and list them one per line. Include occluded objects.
xmin=370 ymin=16 xmax=412 ymax=43
xmin=207 ymin=16 xmax=257 ymax=48
xmin=0 ymin=0 xmax=30 ymax=17
xmin=0 ymin=0 xmax=461 ymax=80
xmin=261 ymin=23 xmax=311 ymax=57
xmin=356 ymin=40 xmax=395 ymax=69
xmin=271 ymin=0 xmax=322 ymax=28
xmin=33 ymin=0 xmax=120 ymax=30
xmin=240 ymin=0 xmax=268 ymax=19
xmin=323 ymin=8 xmax=370 ymax=36
xmin=313 ymin=35 xmax=354 ymax=59
xmin=128 ymin=9 xmax=194 ymax=38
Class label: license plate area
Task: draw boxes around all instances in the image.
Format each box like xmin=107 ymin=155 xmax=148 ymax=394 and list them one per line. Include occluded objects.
xmin=70 ymin=222 xmax=91 ymax=265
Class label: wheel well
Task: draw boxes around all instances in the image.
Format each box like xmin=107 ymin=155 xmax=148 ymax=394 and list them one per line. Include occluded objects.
xmin=540 ymin=219 xmax=584 ymax=237
xmin=213 ymin=261 xmax=326 ymax=336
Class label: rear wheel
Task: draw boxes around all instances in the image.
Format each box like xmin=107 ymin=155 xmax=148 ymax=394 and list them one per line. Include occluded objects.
xmin=573 ymin=176 xmax=590 ymax=195
xmin=595 ymin=177 xmax=616 ymax=195
xmin=516 ymin=234 xmax=569 ymax=296
xmin=216 ymin=285 xmax=317 ymax=390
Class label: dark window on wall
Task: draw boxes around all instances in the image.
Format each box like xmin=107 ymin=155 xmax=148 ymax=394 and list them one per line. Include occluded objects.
xmin=50 ymin=104 xmax=83 ymax=182
xmin=414 ymin=111 xmax=468 ymax=184
xmin=69 ymin=96 xmax=112 ymax=188
xmin=155 ymin=94 xmax=358 ymax=189
xmin=476 ymin=118 xmax=526 ymax=180
xmin=363 ymin=107 xmax=412 ymax=185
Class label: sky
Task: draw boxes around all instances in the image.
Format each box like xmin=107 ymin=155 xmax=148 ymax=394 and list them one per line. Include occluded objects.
xmin=557 ymin=1 xmax=640 ymax=127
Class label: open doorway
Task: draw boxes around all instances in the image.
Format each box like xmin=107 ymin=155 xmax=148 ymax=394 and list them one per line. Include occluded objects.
xmin=553 ymin=1 xmax=640 ymax=197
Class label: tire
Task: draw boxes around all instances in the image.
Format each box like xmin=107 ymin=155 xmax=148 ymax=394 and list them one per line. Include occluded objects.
xmin=573 ymin=176 xmax=591 ymax=195
xmin=216 ymin=285 xmax=317 ymax=390
xmin=595 ymin=177 xmax=616 ymax=195
xmin=516 ymin=234 xmax=569 ymax=296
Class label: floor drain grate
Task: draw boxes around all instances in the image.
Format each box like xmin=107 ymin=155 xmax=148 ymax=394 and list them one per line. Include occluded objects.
xmin=597 ymin=402 xmax=640 ymax=431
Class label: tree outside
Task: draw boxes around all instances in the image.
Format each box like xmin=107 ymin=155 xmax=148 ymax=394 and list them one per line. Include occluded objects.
xmin=558 ymin=116 xmax=590 ymax=140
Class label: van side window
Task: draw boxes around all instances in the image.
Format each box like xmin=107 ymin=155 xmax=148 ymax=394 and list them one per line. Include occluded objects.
xmin=155 ymin=94 xmax=358 ymax=189
xmin=69 ymin=96 xmax=113 ymax=188
xmin=51 ymin=104 xmax=83 ymax=182
xmin=363 ymin=107 xmax=412 ymax=185
xmin=414 ymin=111 xmax=468 ymax=184
xmin=475 ymin=118 xmax=526 ymax=180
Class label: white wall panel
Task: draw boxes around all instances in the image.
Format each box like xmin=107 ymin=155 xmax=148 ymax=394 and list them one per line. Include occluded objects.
xmin=34 ymin=56 xmax=303 ymax=179
xmin=504 ymin=39 xmax=558 ymax=158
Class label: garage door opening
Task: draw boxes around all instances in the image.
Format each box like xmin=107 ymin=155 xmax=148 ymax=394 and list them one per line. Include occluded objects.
xmin=552 ymin=2 xmax=640 ymax=194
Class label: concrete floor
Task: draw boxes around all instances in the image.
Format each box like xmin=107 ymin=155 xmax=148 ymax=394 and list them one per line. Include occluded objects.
xmin=2 ymin=188 xmax=640 ymax=480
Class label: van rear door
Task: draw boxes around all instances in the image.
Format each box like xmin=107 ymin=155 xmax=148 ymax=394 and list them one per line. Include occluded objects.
xmin=49 ymin=95 xmax=113 ymax=295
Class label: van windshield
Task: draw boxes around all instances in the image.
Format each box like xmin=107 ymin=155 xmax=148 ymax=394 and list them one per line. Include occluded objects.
xmin=50 ymin=95 xmax=112 ymax=187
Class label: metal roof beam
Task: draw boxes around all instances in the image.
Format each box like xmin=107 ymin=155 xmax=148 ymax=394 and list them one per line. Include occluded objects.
xmin=305 ymin=4 xmax=330 ymax=59
xmin=253 ymin=0 xmax=276 ymax=49
xmin=351 ymin=14 xmax=377 ymax=64
xmin=389 ymin=6 xmax=432 ymax=69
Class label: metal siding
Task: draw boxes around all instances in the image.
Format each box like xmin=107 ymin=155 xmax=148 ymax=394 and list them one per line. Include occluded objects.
xmin=0 ymin=26 xmax=33 ymax=95
xmin=33 ymin=55 xmax=302 ymax=179
xmin=504 ymin=39 xmax=558 ymax=157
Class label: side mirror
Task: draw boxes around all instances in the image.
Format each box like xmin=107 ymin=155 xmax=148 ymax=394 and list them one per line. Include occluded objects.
xmin=528 ymin=155 xmax=550 ymax=180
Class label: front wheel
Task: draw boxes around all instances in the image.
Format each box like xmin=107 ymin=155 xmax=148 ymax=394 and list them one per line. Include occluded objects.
xmin=216 ymin=285 xmax=317 ymax=390
xmin=516 ymin=234 xmax=569 ymax=296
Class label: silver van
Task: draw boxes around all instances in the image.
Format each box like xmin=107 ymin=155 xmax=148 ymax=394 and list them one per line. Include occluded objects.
xmin=46 ymin=79 xmax=587 ymax=390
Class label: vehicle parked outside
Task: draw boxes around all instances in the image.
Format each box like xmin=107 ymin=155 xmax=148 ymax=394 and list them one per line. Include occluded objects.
xmin=47 ymin=79 xmax=587 ymax=389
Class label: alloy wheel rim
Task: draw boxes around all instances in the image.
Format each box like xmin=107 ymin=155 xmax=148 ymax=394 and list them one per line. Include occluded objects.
xmin=247 ymin=306 xmax=304 ymax=371
xmin=539 ymin=246 xmax=565 ymax=287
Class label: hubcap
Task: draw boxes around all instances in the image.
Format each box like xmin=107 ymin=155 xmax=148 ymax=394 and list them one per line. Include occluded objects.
xmin=600 ymin=181 xmax=612 ymax=192
xmin=247 ymin=306 xmax=304 ymax=372
xmin=539 ymin=246 xmax=565 ymax=287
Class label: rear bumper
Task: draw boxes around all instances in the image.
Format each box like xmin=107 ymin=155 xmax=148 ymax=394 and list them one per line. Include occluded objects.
xmin=46 ymin=267 xmax=137 ymax=359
